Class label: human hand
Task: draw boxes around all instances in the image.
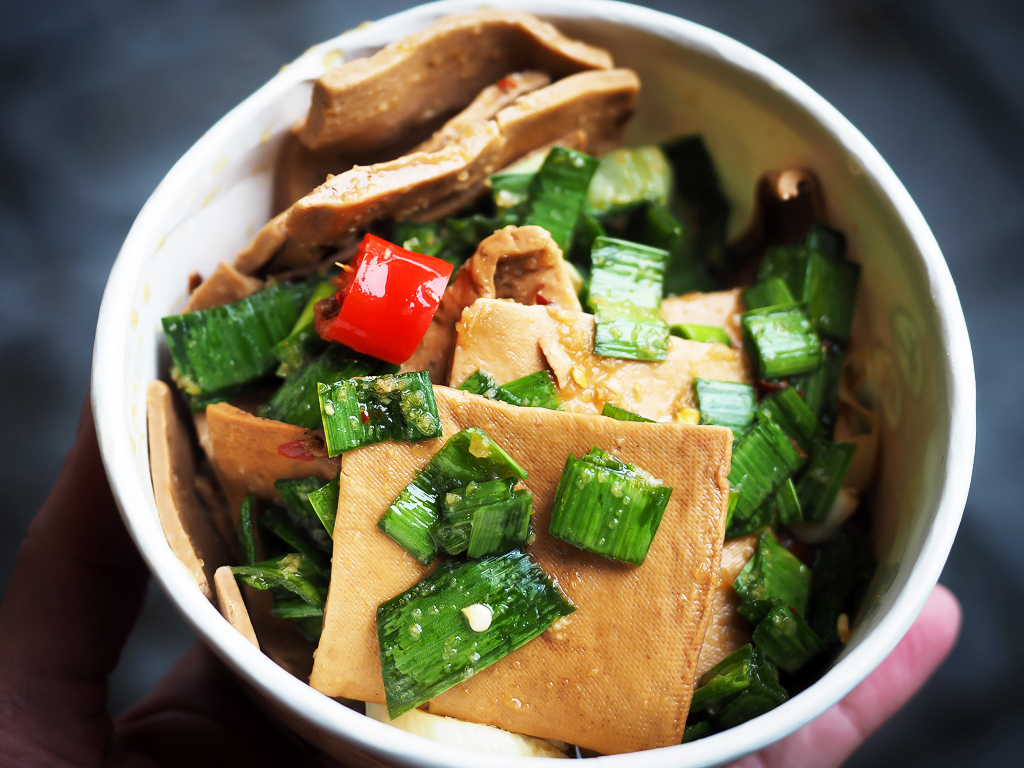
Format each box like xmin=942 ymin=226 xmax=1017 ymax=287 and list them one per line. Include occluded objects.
xmin=0 ymin=400 xmax=960 ymax=767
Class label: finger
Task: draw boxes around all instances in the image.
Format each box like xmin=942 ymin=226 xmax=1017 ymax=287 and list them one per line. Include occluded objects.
xmin=0 ymin=399 xmax=150 ymax=762
xmin=733 ymin=583 xmax=962 ymax=768
xmin=116 ymin=643 xmax=319 ymax=768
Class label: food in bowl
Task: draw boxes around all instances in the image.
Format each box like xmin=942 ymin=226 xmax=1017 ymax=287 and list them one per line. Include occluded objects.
xmin=146 ymin=9 xmax=878 ymax=757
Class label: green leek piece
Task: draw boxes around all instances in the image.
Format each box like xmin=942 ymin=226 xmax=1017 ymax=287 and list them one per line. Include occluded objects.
xmin=378 ymin=428 xmax=528 ymax=565
xmin=587 ymin=145 xmax=671 ymax=216
xmin=600 ymin=403 xmax=654 ymax=423
xmin=272 ymin=476 xmax=334 ymax=551
xmin=797 ymin=440 xmax=858 ymax=523
xmin=587 ymin=236 xmax=671 ymax=361
xmin=755 ymin=387 xmax=821 ymax=453
xmin=810 ymin=529 xmax=875 ymax=644
xmin=237 ymin=495 xmax=258 ymax=566
xmin=569 ymin=211 xmax=606 ymax=271
xmin=682 ymin=720 xmax=711 ymax=743
xmin=752 ymin=599 xmax=825 ymax=673
xmin=260 ymin=346 xmax=393 ymax=430
xmin=791 ymin=343 xmax=843 ymax=438
xmin=318 ymin=372 xmax=441 ymax=457
xmin=549 ymin=447 xmax=672 ymax=566
xmin=741 ymin=277 xmax=795 ymax=311
xmin=726 ymin=414 xmax=805 ymax=538
xmin=257 ymin=508 xmax=330 ymax=577
xmin=392 ymin=220 xmax=444 ymax=257
xmin=661 ymin=135 xmax=731 ymax=270
xmin=690 ymin=644 xmax=756 ymax=713
xmin=774 ymin=478 xmax=803 ymax=527
xmin=694 ymin=379 xmax=756 ymax=437
xmin=490 ymin=172 xmax=534 ymax=213
xmin=757 ymin=223 xmax=860 ymax=342
xmin=458 ymin=370 xmax=560 ymax=410
xmin=670 ymin=323 xmax=731 ymax=346
xmin=163 ymin=280 xmax=309 ymax=395
xmin=440 ymin=211 xmax=517 ymax=268
xmin=308 ymin=477 xmax=339 ymax=537
xmin=714 ymin=656 xmax=788 ymax=729
xmin=433 ymin=478 xmax=533 ymax=559
xmin=520 ymin=148 xmax=598 ymax=257
xmin=632 ymin=203 xmax=716 ymax=295
xmin=740 ymin=304 xmax=823 ymax=379
xmin=377 ymin=551 xmax=575 ymax=719
xmin=271 ymin=598 xmax=324 ymax=620
xmin=231 ymin=553 xmax=327 ymax=607
xmin=520 ymin=146 xmax=601 ymax=255
xmin=733 ymin=530 xmax=813 ymax=623
xmin=272 ymin=280 xmax=335 ymax=376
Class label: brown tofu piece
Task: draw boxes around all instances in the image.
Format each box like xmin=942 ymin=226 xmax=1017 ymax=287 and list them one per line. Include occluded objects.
xmin=402 ymin=226 xmax=581 ymax=383
xmin=214 ymin=565 xmax=260 ymax=648
xmin=203 ymin=402 xmax=339 ymax=515
xmin=659 ymin=288 xmax=747 ymax=350
xmin=311 ymin=387 xmax=732 ymax=754
xmin=298 ymin=11 xmax=612 ymax=153
xmin=182 ymin=261 xmax=263 ymax=313
xmin=146 ymin=381 xmax=229 ymax=600
xmin=449 ymin=299 xmax=751 ymax=420
xmin=693 ymin=534 xmax=757 ymax=682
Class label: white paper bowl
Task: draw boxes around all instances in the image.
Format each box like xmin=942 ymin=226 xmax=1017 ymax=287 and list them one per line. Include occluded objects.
xmin=92 ymin=1 xmax=975 ymax=765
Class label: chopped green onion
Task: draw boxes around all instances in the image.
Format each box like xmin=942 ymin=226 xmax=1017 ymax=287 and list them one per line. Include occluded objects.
xmin=257 ymin=507 xmax=330 ymax=577
xmin=791 ymin=343 xmax=843 ymax=438
xmin=661 ymin=135 xmax=731 ymax=270
xmin=377 ymin=551 xmax=575 ymax=719
xmin=260 ymin=346 xmax=394 ymax=430
xmin=810 ymin=529 xmax=875 ymax=644
xmin=163 ymin=281 xmax=309 ymax=395
xmin=694 ymin=379 xmax=756 ymax=437
xmin=741 ymin=277 xmax=795 ymax=311
xmin=459 ymin=370 xmax=560 ymax=410
xmin=271 ymin=598 xmax=324 ymax=620
xmin=432 ymin=478 xmax=533 ymax=559
xmin=690 ymin=643 xmax=787 ymax=728
xmin=755 ymin=387 xmax=821 ymax=453
xmin=392 ymin=220 xmax=444 ymax=257
xmin=774 ymin=478 xmax=803 ymax=527
xmin=490 ymin=172 xmax=534 ymax=213
xmin=797 ymin=440 xmax=858 ymax=523
xmin=681 ymin=720 xmax=711 ymax=743
xmin=237 ymin=494 xmax=258 ymax=566
xmin=631 ymin=203 xmax=716 ymax=295
xmin=308 ymin=477 xmax=339 ymax=537
xmin=272 ymin=280 xmax=335 ymax=376
xmin=318 ymin=372 xmax=441 ymax=457
xmin=231 ymin=552 xmax=327 ymax=608
xmin=714 ymin=655 xmax=788 ymax=729
xmin=740 ymin=304 xmax=823 ymax=379
xmin=670 ymin=323 xmax=731 ymax=346
xmin=549 ymin=447 xmax=672 ymax=566
xmin=587 ymin=236 xmax=671 ymax=361
xmin=520 ymin=146 xmax=600 ymax=255
xmin=568 ymin=211 xmax=605 ymax=270
xmin=600 ymin=403 xmax=654 ymax=423
xmin=726 ymin=414 xmax=805 ymax=538
xmin=758 ymin=223 xmax=859 ymax=342
xmin=733 ymin=530 xmax=812 ymax=623
xmin=378 ymin=428 xmax=528 ymax=565
xmin=586 ymin=145 xmax=671 ymax=216
xmin=271 ymin=476 xmax=334 ymax=551
xmin=752 ymin=599 xmax=825 ymax=673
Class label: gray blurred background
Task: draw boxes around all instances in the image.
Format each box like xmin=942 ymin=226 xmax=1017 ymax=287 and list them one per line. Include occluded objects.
xmin=2 ymin=0 xmax=1022 ymax=763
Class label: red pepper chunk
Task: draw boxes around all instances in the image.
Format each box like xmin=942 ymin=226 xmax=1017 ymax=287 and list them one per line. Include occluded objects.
xmin=315 ymin=234 xmax=452 ymax=364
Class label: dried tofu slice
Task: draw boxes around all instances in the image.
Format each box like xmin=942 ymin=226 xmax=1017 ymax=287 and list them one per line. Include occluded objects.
xmin=202 ymin=402 xmax=339 ymax=515
xmin=147 ymin=380 xmax=228 ymax=599
xmin=182 ymin=261 xmax=263 ymax=314
xmin=214 ymin=565 xmax=259 ymax=648
xmin=659 ymin=288 xmax=746 ymax=350
xmin=310 ymin=387 xmax=732 ymax=754
xmin=693 ymin=534 xmax=758 ymax=681
xmin=449 ymin=299 xmax=751 ymax=420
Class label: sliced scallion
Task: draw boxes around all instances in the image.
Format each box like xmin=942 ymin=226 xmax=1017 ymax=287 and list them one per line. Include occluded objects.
xmin=755 ymin=387 xmax=821 ymax=453
xmin=741 ymin=277 xmax=795 ymax=311
xmin=237 ymin=494 xmax=258 ymax=566
xmin=752 ymin=599 xmax=825 ymax=673
xmin=318 ymin=372 xmax=441 ymax=457
xmin=694 ymin=379 xmax=756 ymax=437
xmin=520 ymin=146 xmax=600 ymax=255
xmin=231 ymin=552 xmax=327 ymax=608
xmin=600 ymin=403 xmax=654 ymax=423
xmin=586 ymin=145 xmax=671 ymax=217
xmin=661 ymin=135 xmax=731 ymax=270
xmin=670 ymin=323 xmax=731 ymax=346
xmin=433 ymin=478 xmax=533 ymax=559
xmin=458 ymin=369 xmax=560 ymax=410
xmin=257 ymin=508 xmax=330 ymax=577
xmin=810 ymin=529 xmax=875 ymax=645
xmin=631 ymin=202 xmax=716 ymax=295
xmin=272 ymin=280 xmax=335 ymax=376
xmin=740 ymin=304 xmax=823 ymax=379
xmin=797 ymin=440 xmax=858 ymax=523
xmin=307 ymin=476 xmax=339 ymax=537
xmin=791 ymin=343 xmax=843 ymax=438
xmin=774 ymin=478 xmax=803 ymax=527
xmin=392 ymin=220 xmax=444 ymax=257
xmin=377 ymin=551 xmax=575 ymax=719
xmin=733 ymin=530 xmax=812 ymax=622
xmin=690 ymin=644 xmax=754 ymax=713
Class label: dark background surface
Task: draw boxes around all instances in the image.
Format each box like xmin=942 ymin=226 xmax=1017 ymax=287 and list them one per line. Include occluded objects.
xmin=2 ymin=0 xmax=1022 ymax=763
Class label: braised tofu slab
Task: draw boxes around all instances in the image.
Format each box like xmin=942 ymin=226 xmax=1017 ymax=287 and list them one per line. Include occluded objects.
xmin=450 ymin=299 xmax=751 ymax=420
xmin=310 ymin=387 xmax=732 ymax=754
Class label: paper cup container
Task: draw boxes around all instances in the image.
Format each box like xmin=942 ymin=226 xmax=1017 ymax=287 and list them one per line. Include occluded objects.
xmin=92 ymin=1 xmax=975 ymax=765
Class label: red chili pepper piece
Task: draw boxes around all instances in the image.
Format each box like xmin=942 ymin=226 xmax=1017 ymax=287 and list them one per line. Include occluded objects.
xmin=315 ymin=233 xmax=453 ymax=364
xmin=278 ymin=440 xmax=315 ymax=461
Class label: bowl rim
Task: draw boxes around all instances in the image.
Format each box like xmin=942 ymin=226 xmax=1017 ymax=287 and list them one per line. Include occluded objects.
xmin=91 ymin=0 xmax=976 ymax=765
